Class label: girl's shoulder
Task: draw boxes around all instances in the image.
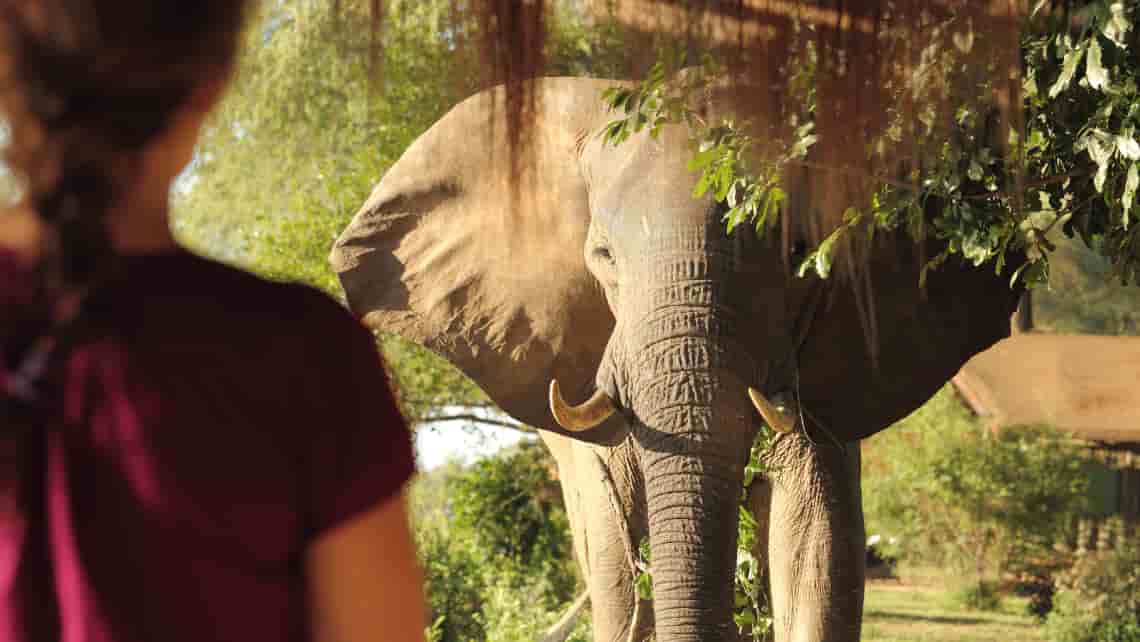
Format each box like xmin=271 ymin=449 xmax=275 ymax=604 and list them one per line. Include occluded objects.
xmin=111 ymin=250 xmax=363 ymax=339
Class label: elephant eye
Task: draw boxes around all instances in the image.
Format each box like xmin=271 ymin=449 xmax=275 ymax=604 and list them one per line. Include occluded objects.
xmin=592 ymin=246 xmax=615 ymax=264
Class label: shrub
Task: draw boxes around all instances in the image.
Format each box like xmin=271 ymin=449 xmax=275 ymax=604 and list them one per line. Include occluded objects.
xmin=478 ymin=563 xmax=592 ymax=642
xmin=1005 ymin=548 xmax=1072 ymax=620
xmin=863 ymin=387 xmax=1090 ymax=590
xmin=952 ymin=580 xmax=1003 ymax=612
xmin=418 ymin=528 xmax=487 ymax=642
xmin=1045 ymin=546 xmax=1140 ymax=642
xmin=413 ymin=440 xmax=586 ymax=641
xmin=448 ymin=440 xmax=575 ymax=581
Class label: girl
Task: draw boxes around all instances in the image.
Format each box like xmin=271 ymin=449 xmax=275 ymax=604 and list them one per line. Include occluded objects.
xmin=0 ymin=2 xmax=425 ymax=640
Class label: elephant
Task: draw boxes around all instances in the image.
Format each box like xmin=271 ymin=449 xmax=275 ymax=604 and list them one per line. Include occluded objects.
xmin=329 ymin=77 xmax=1020 ymax=642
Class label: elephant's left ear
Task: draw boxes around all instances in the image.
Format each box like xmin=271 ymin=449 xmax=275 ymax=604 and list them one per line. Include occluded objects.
xmin=330 ymin=78 xmax=618 ymax=433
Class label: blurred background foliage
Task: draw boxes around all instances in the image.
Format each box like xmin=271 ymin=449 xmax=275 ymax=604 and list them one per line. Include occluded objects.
xmin=411 ymin=441 xmax=590 ymax=642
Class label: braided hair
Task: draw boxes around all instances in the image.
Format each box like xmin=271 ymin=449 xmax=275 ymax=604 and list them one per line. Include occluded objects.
xmin=0 ymin=0 xmax=251 ymax=514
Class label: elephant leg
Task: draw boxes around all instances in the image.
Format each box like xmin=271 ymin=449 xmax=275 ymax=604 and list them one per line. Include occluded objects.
xmin=582 ymin=445 xmax=655 ymax=642
xmin=582 ymin=492 xmax=640 ymax=642
xmin=766 ymin=434 xmax=864 ymax=642
xmin=539 ymin=433 xmax=651 ymax=642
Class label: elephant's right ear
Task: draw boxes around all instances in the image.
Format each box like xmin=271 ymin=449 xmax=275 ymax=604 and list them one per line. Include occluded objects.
xmin=330 ymin=78 xmax=619 ymax=434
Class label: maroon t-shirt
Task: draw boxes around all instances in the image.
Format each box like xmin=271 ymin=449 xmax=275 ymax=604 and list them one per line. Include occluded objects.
xmin=0 ymin=250 xmax=416 ymax=641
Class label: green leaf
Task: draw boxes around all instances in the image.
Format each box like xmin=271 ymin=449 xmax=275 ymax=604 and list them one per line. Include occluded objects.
xmin=725 ymin=206 xmax=746 ymax=233
xmin=1049 ymin=43 xmax=1084 ymax=98
xmin=968 ymin=160 xmax=984 ymax=182
xmin=601 ymin=87 xmax=631 ymax=111
xmin=1020 ymin=209 xmax=1057 ymax=232
xmin=1086 ymin=38 xmax=1109 ymax=90
xmin=726 ymin=180 xmax=740 ymax=208
xmin=952 ymin=29 xmax=974 ymax=55
xmin=812 ymin=226 xmax=846 ymax=278
xmin=759 ymin=187 xmax=787 ymax=232
xmin=1118 ymin=135 xmax=1140 ymax=161
xmin=714 ymin=167 xmax=735 ymax=202
xmin=789 ymin=134 xmax=818 ymax=159
xmin=687 ymin=147 xmax=720 ymax=172
xmin=1103 ymin=3 xmax=1132 ymax=47
xmin=635 ymin=571 xmax=653 ymax=600
xmin=1096 ymin=162 xmax=1110 ymax=193
xmin=1084 ymin=129 xmax=1116 ymax=176
xmin=1124 ymin=163 xmax=1139 ymax=228
xmin=693 ymin=172 xmax=713 ymax=198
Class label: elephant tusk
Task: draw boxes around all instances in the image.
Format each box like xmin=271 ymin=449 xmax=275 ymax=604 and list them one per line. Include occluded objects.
xmin=748 ymin=387 xmax=797 ymax=434
xmin=549 ymin=380 xmax=616 ymax=432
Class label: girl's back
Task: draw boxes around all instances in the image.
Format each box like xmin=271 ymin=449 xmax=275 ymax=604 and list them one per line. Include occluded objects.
xmin=1 ymin=250 xmax=414 ymax=641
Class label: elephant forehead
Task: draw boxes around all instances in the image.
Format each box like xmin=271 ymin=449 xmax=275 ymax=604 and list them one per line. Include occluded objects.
xmin=587 ymin=124 xmax=713 ymax=236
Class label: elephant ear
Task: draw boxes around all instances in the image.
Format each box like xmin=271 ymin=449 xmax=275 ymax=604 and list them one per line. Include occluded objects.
xmin=330 ymin=77 xmax=618 ymax=435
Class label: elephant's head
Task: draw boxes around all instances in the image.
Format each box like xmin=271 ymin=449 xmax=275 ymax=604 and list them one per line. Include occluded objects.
xmin=330 ymin=77 xmax=1019 ymax=641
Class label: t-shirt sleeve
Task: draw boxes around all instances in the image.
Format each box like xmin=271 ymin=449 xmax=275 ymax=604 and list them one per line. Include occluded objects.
xmin=304 ymin=298 xmax=416 ymax=536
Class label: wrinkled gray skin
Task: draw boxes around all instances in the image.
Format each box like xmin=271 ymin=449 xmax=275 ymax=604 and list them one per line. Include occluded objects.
xmin=330 ymin=78 xmax=1019 ymax=642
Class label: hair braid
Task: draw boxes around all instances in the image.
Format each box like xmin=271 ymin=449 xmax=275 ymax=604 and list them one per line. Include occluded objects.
xmin=0 ymin=0 xmax=251 ymax=515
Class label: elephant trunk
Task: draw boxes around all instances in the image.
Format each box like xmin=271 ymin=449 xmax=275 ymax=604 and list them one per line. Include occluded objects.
xmin=627 ymin=333 xmax=756 ymax=642
xmin=612 ymin=227 xmax=762 ymax=641
xmin=641 ymin=431 xmax=743 ymax=641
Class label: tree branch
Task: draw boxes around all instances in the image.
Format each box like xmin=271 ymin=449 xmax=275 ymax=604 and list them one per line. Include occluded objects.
xmin=416 ymin=413 xmax=535 ymax=433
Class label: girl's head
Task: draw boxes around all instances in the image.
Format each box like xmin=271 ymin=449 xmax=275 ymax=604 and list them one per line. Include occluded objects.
xmin=0 ymin=1 xmax=252 ymax=447
xmin=0 ymin=0 xmax=252 ymax=277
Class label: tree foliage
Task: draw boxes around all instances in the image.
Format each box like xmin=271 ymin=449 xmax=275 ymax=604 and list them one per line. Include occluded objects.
xmin=603 ymin=1 xmax=1140 ymax=287
xmin=1036 ymin=231 xmax=1140 ymax=334
xmin=1046 ymin=545 xmax=1140 ymax=642
xmin=411 ymin=443 xmax=587 ymax=642
xmin=448 ymin=441 xmax=573 ymax=568
xmin=862 ymin=387 xmax=1091 ymax=587
xmin=175 ymin=0 xmax=489 ymax=283
xmin=1021 ymin=1 xmax=1140 ymax=282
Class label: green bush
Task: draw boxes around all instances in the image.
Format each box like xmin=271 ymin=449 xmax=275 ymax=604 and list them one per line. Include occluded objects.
xmin=951 ymin=580 xmax=1003 ymax=612
xmin=1005 ymin=547 xmax=1073 ymax=620
xmin=477 ymin=562 xmax=592 ymax=642
xmin=863 ymin=387 xmax=1090 ymax=589
xmin=1046 ymin=546 xmax=1140 ymax=642
xmin=413 ymin=441 xmax=587 ymax=642
xmin=418 ymin=528 xmax=487 ymax=642
xmin=419 ymin=527 xmax=590 ymax=642
xmin=448 ymin=442 xmax=577 ymax=582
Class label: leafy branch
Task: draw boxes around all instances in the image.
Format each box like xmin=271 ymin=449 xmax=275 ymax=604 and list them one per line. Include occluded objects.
xmin=600 ymin=56 xmax=813 ymax=242
xmin=599 ymin=0 xmax=1140 ymax=288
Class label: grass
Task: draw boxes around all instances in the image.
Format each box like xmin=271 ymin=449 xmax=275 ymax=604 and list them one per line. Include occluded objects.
xmin=863 ymin=579 xmax=1047 ymax=642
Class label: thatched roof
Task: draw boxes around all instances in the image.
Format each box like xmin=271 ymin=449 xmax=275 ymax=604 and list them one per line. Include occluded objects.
xmin=952 ymin=334 xmax=1140 ymax=446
